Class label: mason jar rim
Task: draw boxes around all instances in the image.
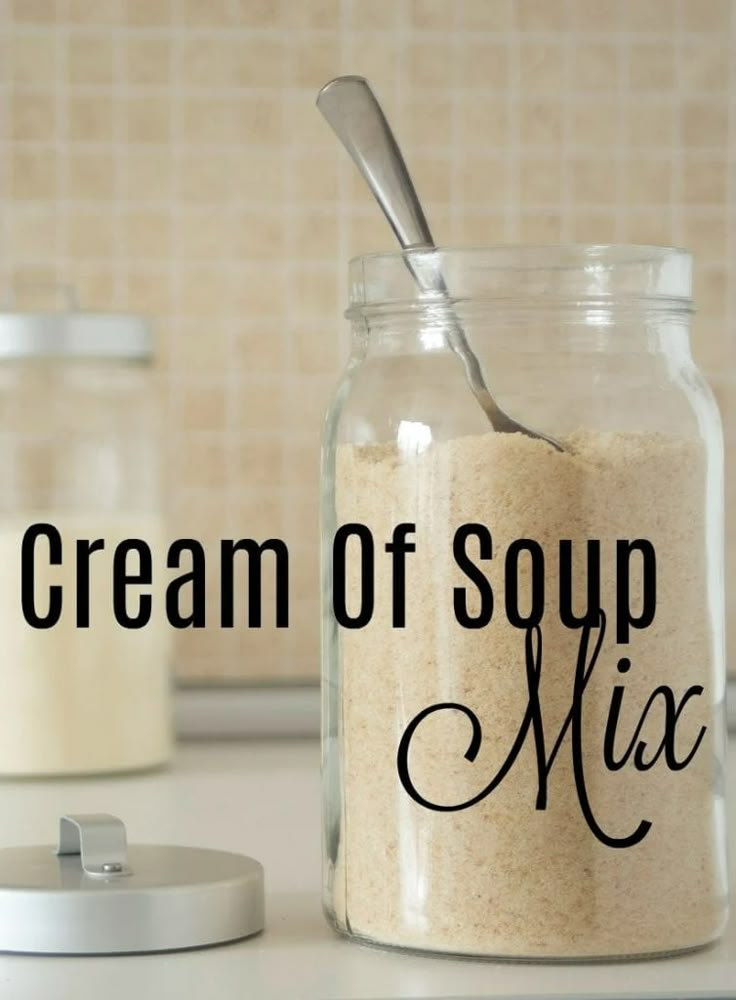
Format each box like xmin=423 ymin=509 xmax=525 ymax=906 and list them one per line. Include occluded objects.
xmin=350 ymin=242 xmax=689 ymax=266
xmin=347 ymin=243 xmax=693 ymax=315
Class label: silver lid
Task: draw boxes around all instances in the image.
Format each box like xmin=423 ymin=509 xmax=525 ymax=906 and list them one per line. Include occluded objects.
xmin=0 ymin=815 xmax=265 ymax=954
xmin=0 ymin=312 xmax=153 ymax=360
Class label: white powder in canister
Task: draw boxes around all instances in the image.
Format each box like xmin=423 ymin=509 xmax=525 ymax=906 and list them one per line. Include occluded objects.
xmin=0 ymin=515 xmax=172 ymax=776
xmin=332 ymin=430 xmax=727 ymax=958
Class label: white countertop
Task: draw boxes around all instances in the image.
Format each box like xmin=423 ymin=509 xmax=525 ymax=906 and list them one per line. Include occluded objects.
xmin=0 ymin=738 xmax=732 ymax=1000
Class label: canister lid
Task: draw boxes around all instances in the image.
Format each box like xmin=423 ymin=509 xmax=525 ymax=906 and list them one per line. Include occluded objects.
xmin=0 ymin=815 xmax=265 ymax=955
xmin=0 ymin=282 xmax=152 ymax=360
xmin=0 ymin=311 xmax=152 ymax=361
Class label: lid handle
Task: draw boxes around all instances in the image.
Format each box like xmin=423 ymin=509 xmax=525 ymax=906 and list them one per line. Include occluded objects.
xmin=56 ymin=814 xmax=131 ymax=878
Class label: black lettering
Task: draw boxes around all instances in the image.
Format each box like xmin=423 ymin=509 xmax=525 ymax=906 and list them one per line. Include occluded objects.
xmin=570 ymin=623 xmax=652 ymax=848
xmin=332 ymin=524 xmax=374 ymax=628
xmin=602 ymin=658 xmax=632 ymax=770
xmin=221 ymin=538 xmax=289 ymax=628
xmin=385 ymin=523 xmax=415 ymax=628
xmin=166 ymin=539 xmax=206 ymax=628
xmin=398 ymin=613 xmax=654 ymax=848
xmin=607 ymin=683 xmax=707 ymax=772
xmin=616 ymin=539 xmax=656 ymax=644
xmin=112 ymin=539 xmax=152 ymax=628
xmin=452 ymin=523 xmax=493 ymax=629
xmin=505 ymin=539 xmax=544 ymax=628
xmin=21 ymin=523 xmax=62 ymax=629
xmin=75 ymin=536 xmax=105 ymax=628
xmin=559 ymin=539 xmax=602 ymax=629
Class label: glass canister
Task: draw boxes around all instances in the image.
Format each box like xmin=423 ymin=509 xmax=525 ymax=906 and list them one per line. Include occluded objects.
xmin=321 ymin=245 xmax=729 ymax=959
xmin=0 ymin=289 xmax=172 ymax=776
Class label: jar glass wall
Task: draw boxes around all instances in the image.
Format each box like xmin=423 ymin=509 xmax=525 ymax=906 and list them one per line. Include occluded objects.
xmin=0 ymin=306 xmax=172 ymax=777
xmin=321 ymin=245 xmax=728 ymax=959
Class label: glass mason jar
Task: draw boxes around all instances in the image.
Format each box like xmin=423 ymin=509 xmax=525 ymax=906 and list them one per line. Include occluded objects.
xmin=321 ymin=245 xmax=728 ymax=959
xmin=0 ymin=291 xmax=172 ymax=776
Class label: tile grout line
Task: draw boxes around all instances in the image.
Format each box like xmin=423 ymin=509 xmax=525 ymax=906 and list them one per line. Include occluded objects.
xmin=448 ymin=3 xmax=461 ymax=244
xmin=0 ymin=4 xmax=9 ymax=290
xmin=279 ymin=4 xmax=322 ymax=624
xmin=0 ymin=22 xmax=704 ymax=42
xmin=111 ymin=0 xmax=127 ymax=310
xmin=336 ymin=0 xmax=350 ymax=347
xmin=727 ymin=0 xmax=736 ymax=378
xmin=506 ymin=4 xmax=520 ymax=243
xmin=2 ymin=80 xmax=723 ymax=100
xmin=165 ymin=0 xmax=182 ymax=533
xmin=12 ymin=135 xmax=717 ymax=153
xmin=671 ymin=0 xmax=685 ymax=250
xmin=559 ymin=0 xmax=573 ymax=243
xmin=54 ymin=0 xmax=69 ymax=294
xmin=613 ymin=7 xmax=628 ymax=244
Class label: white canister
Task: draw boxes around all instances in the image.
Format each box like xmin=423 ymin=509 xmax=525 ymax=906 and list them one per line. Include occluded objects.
xmin=0 ymin=290 xmax=172 ymax=775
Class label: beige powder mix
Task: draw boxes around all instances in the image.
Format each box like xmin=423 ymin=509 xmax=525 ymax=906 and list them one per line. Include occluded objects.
xmin=331 ymin=430 xmax=727 ymax=958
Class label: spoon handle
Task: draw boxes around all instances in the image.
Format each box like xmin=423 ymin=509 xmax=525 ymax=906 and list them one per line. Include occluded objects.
xmin=316 ymin=76 xmax=435 ymax=251
xmin=316 ymin=75 xmax=564 ymax=452
xmin=316 ymin=75 xmax=504 ymax=422
xmin=316 ymin=76 xmax=496 ymax=406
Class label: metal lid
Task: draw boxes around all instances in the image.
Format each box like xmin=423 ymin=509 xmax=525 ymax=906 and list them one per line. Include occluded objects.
xmin=0 ymin=311 xmax=153 ymax=360
xmin=0 ymin=815 xmax=265 ymax=955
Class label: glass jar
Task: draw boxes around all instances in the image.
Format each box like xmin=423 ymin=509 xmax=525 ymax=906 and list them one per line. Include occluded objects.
xmin=321 ymin=245 xmax=729 ymax=959
xmin=0 ymin=291 xmax=172 ymax=775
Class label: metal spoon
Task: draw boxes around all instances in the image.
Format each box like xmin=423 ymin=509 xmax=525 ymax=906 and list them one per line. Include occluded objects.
xmin=316 ymin=75 xmax=563 ymax=451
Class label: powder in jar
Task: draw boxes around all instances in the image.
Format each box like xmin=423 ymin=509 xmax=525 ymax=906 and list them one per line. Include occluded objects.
xmin=331 ymin=429 xmax=726 ymax=958
xmin=0 ymin=514 xmax=172 ymax=776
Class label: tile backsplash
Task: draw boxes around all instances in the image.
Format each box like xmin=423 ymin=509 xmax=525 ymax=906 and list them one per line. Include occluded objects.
xmin=0 ymin=0 xmax=734 ymax=682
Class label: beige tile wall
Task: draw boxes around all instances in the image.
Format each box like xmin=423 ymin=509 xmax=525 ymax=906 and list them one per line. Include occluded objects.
xmin=0 ymin=0 xmax=734 ymax=682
